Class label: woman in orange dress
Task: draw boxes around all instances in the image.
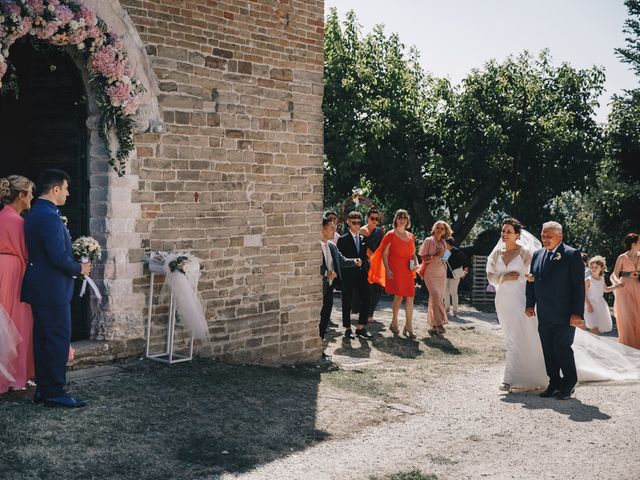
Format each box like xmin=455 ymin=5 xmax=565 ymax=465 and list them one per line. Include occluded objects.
xmin=418 ymin=220 xmax=452 ymax=334
xmin=369 ymin=209 xmax=419 ymax=337
xmin=611 ymin=232 xmax=640 ymax=349
xmin=0 ymin=175 xmax=35 ymax=393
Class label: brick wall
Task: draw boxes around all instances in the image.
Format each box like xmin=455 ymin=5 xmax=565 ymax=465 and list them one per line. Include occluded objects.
xmin=118 ymin=0 xmax=325 ymax=364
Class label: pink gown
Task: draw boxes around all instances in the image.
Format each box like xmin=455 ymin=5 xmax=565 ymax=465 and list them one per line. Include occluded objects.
xmin=419 ymin=236 xmax=448 ymax=328
xmin=0 ymin=206 xmax=34 ymax=393
xmin=614 ymin=254 xmax=640 ymax=349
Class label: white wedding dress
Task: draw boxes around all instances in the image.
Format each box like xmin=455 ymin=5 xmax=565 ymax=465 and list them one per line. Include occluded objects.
xmin=488 ymin=232 xmax=640 ymax=389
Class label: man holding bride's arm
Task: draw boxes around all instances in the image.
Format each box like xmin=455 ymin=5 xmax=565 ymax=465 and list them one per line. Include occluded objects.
xmin=525 ymin=221 xmax=585 ymax=400
xmin=22 ymin=169 xmax=90 ymax=408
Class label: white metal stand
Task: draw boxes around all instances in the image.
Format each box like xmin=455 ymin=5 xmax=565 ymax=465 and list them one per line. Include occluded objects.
xmin=145 ymin=272 xmax=194 ymax=364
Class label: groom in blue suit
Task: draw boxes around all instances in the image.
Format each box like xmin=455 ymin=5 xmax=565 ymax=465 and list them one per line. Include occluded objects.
xmin=22 ymin=169 xmax=90 ymax=408
xmin=526 ymin=221 xmax=585 ymax=400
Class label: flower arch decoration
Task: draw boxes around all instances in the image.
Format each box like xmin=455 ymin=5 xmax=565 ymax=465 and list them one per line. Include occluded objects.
xmin=0 ymin=0 xmax=145 ymax=176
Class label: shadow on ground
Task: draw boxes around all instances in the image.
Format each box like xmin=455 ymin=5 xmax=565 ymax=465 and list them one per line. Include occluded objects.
xmin=500 ymin=392 xmax=612 ymax=422
xmin=0 ymin=359 xmax=327 ymax=479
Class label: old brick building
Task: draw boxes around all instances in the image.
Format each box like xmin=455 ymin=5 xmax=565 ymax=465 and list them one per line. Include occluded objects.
xmin=0 ymin=0 xmax=325 ymax=365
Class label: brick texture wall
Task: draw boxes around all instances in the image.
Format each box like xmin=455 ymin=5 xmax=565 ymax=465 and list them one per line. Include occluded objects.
xmin=119 ymin=0 xmax=325 ymax=364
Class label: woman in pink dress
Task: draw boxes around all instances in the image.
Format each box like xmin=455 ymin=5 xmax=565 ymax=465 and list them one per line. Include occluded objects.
xmin=0 ymin=175 xmax=36 ymax=393
xmin=369 ymin=209 xmax=419 ymax=337
xmin=418 ymin=220 xmax=452 ymax=334
xmin=611 ymin=232 xmax=640 ymax=349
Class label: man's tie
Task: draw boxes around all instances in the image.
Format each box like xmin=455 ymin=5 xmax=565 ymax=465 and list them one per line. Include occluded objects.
xmin=355 ymin=234 xmax=360 ymax=254
xmin=543 ymin=250 xmax=553 ymax=269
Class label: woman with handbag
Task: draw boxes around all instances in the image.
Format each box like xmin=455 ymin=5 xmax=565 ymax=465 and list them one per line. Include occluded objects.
xmin=444 ymin=237 xmax=470 ymax=318
xmin=418 ymin=220 xmax=452 ymax=334
xmin=368 ymin=209 xmax=419 ymax=338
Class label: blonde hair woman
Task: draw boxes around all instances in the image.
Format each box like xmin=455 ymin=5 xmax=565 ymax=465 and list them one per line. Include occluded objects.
xmin=0 ymin=175 xmax=35 ymax=393
xmin=418 ymin=220 xmax=452 ymax=334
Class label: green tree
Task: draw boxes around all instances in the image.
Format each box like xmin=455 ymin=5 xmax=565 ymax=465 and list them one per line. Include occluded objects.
xmin=323 ymin=11 xmax=605 ymax=243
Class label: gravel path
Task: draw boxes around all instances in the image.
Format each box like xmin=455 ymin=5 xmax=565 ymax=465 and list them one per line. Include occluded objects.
xmin=221 ymin=305 xmax=640 ymax=480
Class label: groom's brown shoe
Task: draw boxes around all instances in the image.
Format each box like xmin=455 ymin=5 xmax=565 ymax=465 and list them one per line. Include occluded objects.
xmin=539 ymin=385 xmax=559 ymax=398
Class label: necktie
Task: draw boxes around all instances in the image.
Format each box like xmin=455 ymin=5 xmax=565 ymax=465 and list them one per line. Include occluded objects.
xmin=543 ymin=250 xmax=553 ymax=268
xmin=355 ymin=235 xmax=360 ymax=254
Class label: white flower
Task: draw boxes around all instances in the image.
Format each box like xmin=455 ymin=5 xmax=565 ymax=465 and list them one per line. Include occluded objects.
xmin=553 ymin=252 xmax=562 ymax=261
xmin=77 ymin=42 xmax=85 ymax=50
xmin=47 ymin=4 xmax=55 ymax=12
xmin=0 ymin=15 xmax=5 ymax=23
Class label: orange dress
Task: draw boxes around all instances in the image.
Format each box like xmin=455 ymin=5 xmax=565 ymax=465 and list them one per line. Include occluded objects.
xmin=369 ymin=231 xmax=416 ymax=297
xmin=0 ymin=207 xmax=35 ymax=393
xmin=614 ymin=254 xmax=640 ymax=349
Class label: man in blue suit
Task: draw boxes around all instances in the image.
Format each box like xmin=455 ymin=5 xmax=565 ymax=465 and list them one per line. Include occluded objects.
xmin=22 ymin=169 xmax=90 ymax=408
xmin=525 ymin=221 xmax=585 ymax=400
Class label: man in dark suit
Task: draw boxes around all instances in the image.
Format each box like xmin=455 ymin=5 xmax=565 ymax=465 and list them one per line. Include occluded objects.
xmin=526 ymin=221 xmax=585 ymax=400
xmin=22 ymin=169 xmax=90 ymax=408
xmin=337 ymin=211 xmax=372 ymax=340
xmin=320 ymin=218 xmax=361 ymax=358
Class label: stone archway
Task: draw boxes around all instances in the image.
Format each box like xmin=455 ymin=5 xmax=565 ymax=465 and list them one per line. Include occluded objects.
xmin=67 ymin=0 xmax=163 ymax=341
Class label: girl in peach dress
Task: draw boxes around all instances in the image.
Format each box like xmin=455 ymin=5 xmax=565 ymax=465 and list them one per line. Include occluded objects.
xmin=419 ymin=220 xmax=452 ymax=334
xmin=0 ymin=175 xmax=35 ymax=393
xmin=611 ymin=233 xmax=640 ymax=349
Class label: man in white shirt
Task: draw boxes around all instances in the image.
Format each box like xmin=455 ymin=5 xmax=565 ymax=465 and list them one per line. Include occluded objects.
xmin=320 ymin=218 xmax=361 ymax=357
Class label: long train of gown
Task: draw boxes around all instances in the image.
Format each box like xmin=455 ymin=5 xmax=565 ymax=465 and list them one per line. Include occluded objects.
xmin=492 ymin=254 xmax=640 ymax=389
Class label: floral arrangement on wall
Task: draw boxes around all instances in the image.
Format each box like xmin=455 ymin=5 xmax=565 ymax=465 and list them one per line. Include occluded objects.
xmin=0 ymin=0 xmax=145 ymax=176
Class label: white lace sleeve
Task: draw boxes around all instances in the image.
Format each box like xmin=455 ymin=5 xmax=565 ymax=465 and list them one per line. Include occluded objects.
xmin=486 ymin=248 xmax=501 ymax=287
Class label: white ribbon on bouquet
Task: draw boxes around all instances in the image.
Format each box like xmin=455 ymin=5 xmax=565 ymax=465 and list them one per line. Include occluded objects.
xmin=78 ymin=256 xmax=102 ymax=299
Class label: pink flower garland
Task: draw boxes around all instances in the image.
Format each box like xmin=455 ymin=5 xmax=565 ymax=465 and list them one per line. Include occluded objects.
xmin=0 ymin=0 xmax=144 ymax=174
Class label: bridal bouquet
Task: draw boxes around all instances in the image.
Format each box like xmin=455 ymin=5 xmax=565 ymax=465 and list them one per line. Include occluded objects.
xmin=72 ymin=236 xmax=102 ymax=263
xmin=72 ymin=236 xmax=102 ymax=299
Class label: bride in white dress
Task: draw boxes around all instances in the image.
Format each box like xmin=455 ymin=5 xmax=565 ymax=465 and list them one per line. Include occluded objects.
xmin=487 ymin=218 xmax=640 ymax=392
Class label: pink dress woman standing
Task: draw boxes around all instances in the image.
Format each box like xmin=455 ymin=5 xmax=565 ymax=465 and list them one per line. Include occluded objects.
xmin=419 ymin=221 xmax=452 ymax=334
xmin=0 ymin=176 xmax=35 ymax=393
xmin=612 ymin=233 xmax=640 ymax=349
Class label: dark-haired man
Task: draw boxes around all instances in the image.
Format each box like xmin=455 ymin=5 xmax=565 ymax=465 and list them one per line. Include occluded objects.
xmin=337 ymin=211 xmax=372 ymax=339
xmin=22 ymin=169 xmax=90 ymax=408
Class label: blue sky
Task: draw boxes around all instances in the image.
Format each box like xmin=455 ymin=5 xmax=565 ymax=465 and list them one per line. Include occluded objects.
xmin=324 ymin=0 xmax=637 ymax=122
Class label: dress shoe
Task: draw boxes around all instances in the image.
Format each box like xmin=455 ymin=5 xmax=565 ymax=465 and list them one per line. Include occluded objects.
xmin=322 ymin=352 xmax=332 ymax=361
xmin=539 ymin=385 xmax=559 ymax=398
xmin=328 ymin=320 xmax=339 ymax=328
xmin=344 ymin=328 xmax=355 ymax=339
xmin=33 ymin=390 xmax=44 ymax=404
xmin=555 ymin=386 xmax=575 ymax=400
xmin=355 ymin=328 xmax=373 ymax=339
xmin=44 ymin=394 xmax=88 ymax=408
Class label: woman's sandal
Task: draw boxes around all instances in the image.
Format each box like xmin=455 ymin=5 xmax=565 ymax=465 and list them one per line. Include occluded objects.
xmin=389 ymin=323 xmax=400 ymax=335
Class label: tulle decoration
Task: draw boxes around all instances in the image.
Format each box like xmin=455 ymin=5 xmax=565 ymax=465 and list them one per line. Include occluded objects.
xmin=0 ymin=304 xmax=22 ymax=383
xmin=153 ymin=252 xmax=209 ymax=340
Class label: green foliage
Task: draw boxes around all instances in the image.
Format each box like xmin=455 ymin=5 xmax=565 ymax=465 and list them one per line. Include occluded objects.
xmin=616 ymin=0 xmax=640 ymax=78
xmin=552 ymin=1 xmax=640 ymax=261
xmin=323 ymin=10 xmax=605 ymax=243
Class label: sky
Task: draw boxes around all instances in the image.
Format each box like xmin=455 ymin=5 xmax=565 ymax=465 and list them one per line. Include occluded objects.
xmin=324 ymin=0 xmax=637 ymax=123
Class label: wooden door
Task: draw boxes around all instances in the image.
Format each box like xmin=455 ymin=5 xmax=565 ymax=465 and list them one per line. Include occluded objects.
xmin=0 ymin=39 xmax=90 ymax=340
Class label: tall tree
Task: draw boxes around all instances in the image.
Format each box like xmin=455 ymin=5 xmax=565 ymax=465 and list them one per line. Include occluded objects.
xmin=323 ymin=11 xmax=605 ymax=242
